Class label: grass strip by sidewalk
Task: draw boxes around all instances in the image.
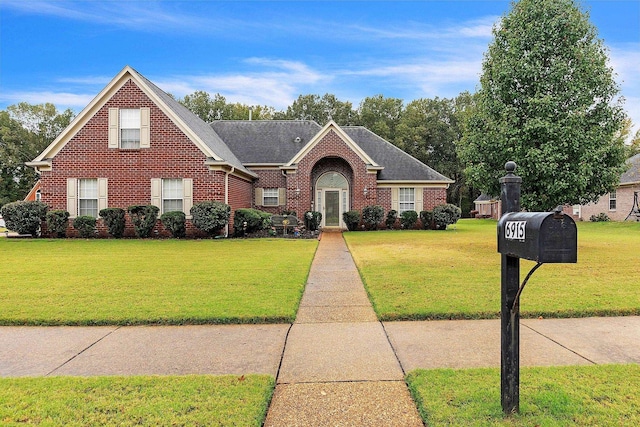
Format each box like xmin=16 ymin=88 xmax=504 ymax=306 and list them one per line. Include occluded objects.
xmin=345 ymin=220 xmax=640 ymax=320
xmin=0 ymin=238 xmax=317 ymax=325
xmin=0 ymin=375 xmax=274 ymax=426
xmin=407 ymin=364 xmax=640 ymax=426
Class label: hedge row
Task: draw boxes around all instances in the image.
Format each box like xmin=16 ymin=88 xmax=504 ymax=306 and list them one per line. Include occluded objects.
xmin=342 ymin=203 xmax=461 ymax=231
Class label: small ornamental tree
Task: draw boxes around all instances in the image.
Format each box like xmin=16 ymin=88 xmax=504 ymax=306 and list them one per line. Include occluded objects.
xmin=362 ymin=205 xmax=384 ymax=230
xmin=45 ymin=210 xmax=69 ymax=237
xmin=400 ymin=210 xmax=418 ymax=229
xmin=233 ymin=208 xmax=267 ymax=235
xmin=433 ymin=203 xmax=462 ymax=230
xmin=190 ymin=201 xmax=230 ymax=236
xmin=127 ymin=205 xmax=160 ymax=238
xmin=73 ymin=215 xmax=96 ymax=238
xmin=0 ymin=200 xmax=48 ymax=235
xmin=343 ymin=210 xmax=361 ymax=231
xmin=99 ymin=207 xmax=126 ymax=238
xmin=160 ymin=211 xmax=186 ymax=238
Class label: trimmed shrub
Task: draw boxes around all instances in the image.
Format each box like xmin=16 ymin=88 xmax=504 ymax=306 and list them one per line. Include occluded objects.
xmin=362 ymin=205 xmax=384 ymax=230
xmin=127 ymin=205 xmax=160 ymax=238
xmin=160 ymin=211 xmax=186 ymax=238
xmin=46 ymin=210 xmax=70 ymax=237
xmin=190 ymin=201 xmax=230 ymax=236
xmin=233 ymin=208 xmax=270 ymax=236
xmin=433 ymin=203 xmax=462 ymax=230
xmin=304 ymin=211 xmax=322 ymax=231
xmin=73 ymin=215 xmax=96 ymax=238
xmin=99 ymin=207 xmax=126 ymax=238
xmin=590 ymin=213 xmax=610 ymax=222
xmin=343 ymin=210 xmax=361 ymax=231
xmin=420 ymin=211 xmax=434 ymax=230
xmin=385 ymin=209 xmax=398 ymax=229
xmin=400 ymin=210 xmax=418 ymax=229
xmin=0 ymin=201 xmax=48 ymax=236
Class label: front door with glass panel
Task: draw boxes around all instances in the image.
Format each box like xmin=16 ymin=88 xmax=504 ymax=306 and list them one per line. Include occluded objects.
xmin=316 ymin=172 xmax=349 ymax=228
xmin=324 ymin=190 xmax=340 ymax=226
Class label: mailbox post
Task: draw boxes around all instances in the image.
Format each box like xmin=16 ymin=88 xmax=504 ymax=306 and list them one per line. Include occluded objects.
xmin=499 ymin=161 xmax=522 ymax=414
xmin=497 ymin=161 xmax=577 ymax=415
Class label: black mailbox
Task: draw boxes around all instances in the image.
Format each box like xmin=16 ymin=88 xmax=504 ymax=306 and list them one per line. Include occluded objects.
xmin=497 ymin=210 xmax=577 ymax=263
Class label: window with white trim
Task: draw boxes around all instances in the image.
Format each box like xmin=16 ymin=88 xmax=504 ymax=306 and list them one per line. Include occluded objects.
xmin=263 ymin=188 xmax=279 ymax=206
xmin=78 ymin=179 xmax=98 ymax=217
xmin=399 ymin=187 xmax=415 ymax=214
xmin=120 ymin=109 xmax=141 ymax=149
xmin=609 ymin=190 xmax=617 ymax=210
xmin=162 ymin=179 xmax=183 ymax=213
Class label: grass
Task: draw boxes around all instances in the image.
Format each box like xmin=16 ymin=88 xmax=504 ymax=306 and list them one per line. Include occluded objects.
xmin=406 ymin=364 xmax=640 ymax=426
xmin=0 ymin=375 xmax=274 ymax=426
xmin=0 ymin=238 xmax=317 ymax=325
xmin=344 ymin=220 xmax=640 ymax=320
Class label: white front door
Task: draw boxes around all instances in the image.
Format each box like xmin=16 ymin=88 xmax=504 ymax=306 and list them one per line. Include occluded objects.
xmin=316 ymin=172 xmax=349 ymax=228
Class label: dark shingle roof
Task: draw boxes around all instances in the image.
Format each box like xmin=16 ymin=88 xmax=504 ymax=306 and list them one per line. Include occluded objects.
xmin=132 ymin=69 xmax=255 ymax=177
xmin=621 ymin=154 xmax=640 ymax=185
xmin=210 ymin=120 xmax=322 ymax=164
xmin=342 ymin=126 xmax=453 ymax=182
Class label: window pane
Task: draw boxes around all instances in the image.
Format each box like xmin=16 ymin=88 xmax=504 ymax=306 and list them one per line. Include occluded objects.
xmin=78 ymin=179 xmax=98 ymax=199
xmin=120 ymin=129 xmax=140 ymax=148
xmin=163 ymin=179 xmax=183 ymax=199
xmin=79 ymin=199 xmax=98 ymax=218
xmin=399 ymin=188 xmax=415 ymax=213
xmin=263 ymin=188 xmax=278 ymax=206
xmin=120 ymin=109 xmax=140 ymax=128
xmin=163 ymin=199 xmax=183 ymax=213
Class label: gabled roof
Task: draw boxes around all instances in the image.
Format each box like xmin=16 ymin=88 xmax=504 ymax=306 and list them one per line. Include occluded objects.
xmin=286 ymin=120 xmax=379 ymax=168
xmin=29 ymin=66 xmax=255 ymax=178
xmin=342 ymin=126 xmax=453 ymax=183
xmin=620 ymin=154 xmax=640 ymax=185
xmin=210 ymin=120 xmax=322 ymax=164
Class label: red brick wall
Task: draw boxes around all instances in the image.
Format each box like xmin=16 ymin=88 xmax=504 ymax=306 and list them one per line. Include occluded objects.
xmin=38 ymin=79 xmax=238 ymax=237
xmin=424 ymin=188 xmax=448 ymax=210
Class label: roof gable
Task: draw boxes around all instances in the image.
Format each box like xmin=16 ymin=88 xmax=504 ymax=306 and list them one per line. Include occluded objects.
xmin=30 ymin=66 xmax=254 ymax=178
xmin=621 ymin=154 xmax=640 ymax=185
xmin=286 ymin=120 xmax=379 ymax=168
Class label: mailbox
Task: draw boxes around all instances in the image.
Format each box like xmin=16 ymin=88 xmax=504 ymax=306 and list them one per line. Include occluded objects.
xmin=497 ymin=209 xmax=577 ymax=263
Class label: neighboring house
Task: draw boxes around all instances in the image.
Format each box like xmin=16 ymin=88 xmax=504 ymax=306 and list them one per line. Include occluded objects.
xmin=472 ymin=194 xmax=501 ymax=219
xmin=26 ymin=66 xmax=453 ymax=235
xmin=579 ymin=154 xmax=640 ymax=221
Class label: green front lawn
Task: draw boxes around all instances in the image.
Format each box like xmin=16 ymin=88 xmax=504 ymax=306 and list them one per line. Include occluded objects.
xmin=345 ymin=220 xmax=640 ymax=320
xmin=0 ymin=238 xmax=317 ymax=325
xmin=0 ymin=375 xmax=274 ymax=426
xmin=407 ymin=364 xmax=640 ymax=426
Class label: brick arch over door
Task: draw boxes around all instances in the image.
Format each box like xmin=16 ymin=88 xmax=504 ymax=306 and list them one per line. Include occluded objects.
xmin=310 ymin=157 xmax=354 ymax=227
xmin=311 ymin=157 xmax=354 ymax=201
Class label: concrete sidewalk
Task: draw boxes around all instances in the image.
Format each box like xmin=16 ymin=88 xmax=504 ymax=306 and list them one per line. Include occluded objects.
xmin=1 ymin=231 xmax=639 ymax=425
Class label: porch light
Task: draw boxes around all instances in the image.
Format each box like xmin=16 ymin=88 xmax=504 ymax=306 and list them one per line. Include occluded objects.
xmin=363 ymin=186 xmax=368 ymax=196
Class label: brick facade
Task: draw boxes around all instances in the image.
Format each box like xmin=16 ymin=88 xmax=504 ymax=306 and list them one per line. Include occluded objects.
xmin=580 ymin=185 xmax=640 ymax=221
xmin=37 ymin=79 xmax=251 ymax=237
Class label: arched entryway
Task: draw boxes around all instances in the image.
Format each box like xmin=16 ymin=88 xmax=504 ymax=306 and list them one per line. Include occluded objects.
xmin=315 ymin=172 xmax=349 ymax=228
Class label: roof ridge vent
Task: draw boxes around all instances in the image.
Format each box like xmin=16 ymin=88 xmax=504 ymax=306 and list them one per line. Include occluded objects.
xmin=294 ymin=136 xmax=302 ymax=143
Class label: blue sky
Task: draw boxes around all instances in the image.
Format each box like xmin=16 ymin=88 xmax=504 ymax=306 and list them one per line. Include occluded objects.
xmin=1 ymin=0 xmax=638 ymax=133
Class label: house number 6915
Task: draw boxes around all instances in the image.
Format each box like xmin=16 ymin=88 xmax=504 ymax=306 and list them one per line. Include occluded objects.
xmin=505 ymin=221 xmax=526 ymax=240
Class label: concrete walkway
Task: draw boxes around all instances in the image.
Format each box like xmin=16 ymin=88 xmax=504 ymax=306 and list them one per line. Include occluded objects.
xmin=1 ymin=231 xmax=639 ymax=424
xmin=263 ymin=231 xmax=423 ymax=426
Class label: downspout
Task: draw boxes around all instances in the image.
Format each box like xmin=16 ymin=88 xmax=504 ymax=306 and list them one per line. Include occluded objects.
xmin=225 ymin=166 xmax=235 ymax=237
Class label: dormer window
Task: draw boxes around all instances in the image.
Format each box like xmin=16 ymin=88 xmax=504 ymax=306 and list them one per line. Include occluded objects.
xmin=120 ymin=109 xmax=140 ymax=149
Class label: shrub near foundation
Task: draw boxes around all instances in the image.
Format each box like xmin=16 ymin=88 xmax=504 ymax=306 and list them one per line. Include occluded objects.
xmin=343 ymin=210 xmax=361 ymax=231
xmin=99 ymin=207 xmax=126 ymax=238
xmin=160 ymin=211 xmax=186 ymax=238
xmin=0 ymin=201 xmax=48 ymax=235
xmin=73 ymin=216 xmax=96 ymax=238
xmin=128 ymin=205 xmax=159 ymax=238
xmin=400 ymin=210 xmax=418 ymax=229
xmin=45 ymin=210 xmax=69 ymax=237
xmin=362 ymin=205 xmax=384 ymax=230
xmin=190 ymin=201 xmax=230 ymax=236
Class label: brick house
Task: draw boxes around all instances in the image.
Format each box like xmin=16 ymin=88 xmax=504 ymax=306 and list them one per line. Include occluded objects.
xmin=27 ymin=66 xmax=453 ymax=235
xmin=578 ymin=154 xmax=640 ymax=221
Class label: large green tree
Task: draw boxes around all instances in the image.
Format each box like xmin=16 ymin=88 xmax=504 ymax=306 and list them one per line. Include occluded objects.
xmin=0 ymin=103 xmax=74 ymax=207
xmin=179 ymin=91 xmax=273 ymax=122
xmin=356 ymin=95 xmax=403 ymax=142
xmin=459 ymin=0 xmax=627 ymax=211
xmin=273 ymin=93 xmax=355 ymax=126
